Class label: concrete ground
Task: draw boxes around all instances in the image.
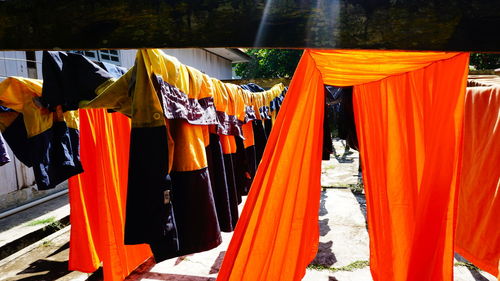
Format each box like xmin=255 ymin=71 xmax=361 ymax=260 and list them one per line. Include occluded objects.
xmin=0 ymin=140 xmax=496 ymax=281
xmin=122 ymin=140 xmax=498 ymax=281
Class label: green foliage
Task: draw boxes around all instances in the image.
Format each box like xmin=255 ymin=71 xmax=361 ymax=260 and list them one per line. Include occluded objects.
xmin=470 ymin=53 xmax=500 ymax=70
xmin=455 ymin=261 xmax=480 ymax=271
xmin=26 ymin=217 xmax=56 ymax=226
xmin=348 ymin=183 xmax=365 ymax=195
xmin=234 ymin=49 xmax=303 ymax=79
xmin=308 ymin=260 xmax=370 ymax=272
xmin=41 ymin=240 xmax=54 ymax=247
xmin=25 ymin=216 xmax=66 ymax=231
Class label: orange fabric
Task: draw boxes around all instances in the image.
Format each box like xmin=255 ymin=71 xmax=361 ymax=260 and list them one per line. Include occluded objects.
xmin=353 ymin=53 xmax=469 ymax=281
xmin=309 ymin=50 xmax=459 ymax=86
xmin=167 ymin=119 xmax=208 ymax=172
xmin=218 ymin=50 xmax=324 ymax=281
xmin=218 ymin=50 xmax=470 ymax=281
xmin=455 ymin=85 xmax=500 ymax=277
xmin=242 ymin=122 xmax=255 ymax=148
xmin=220 ymin=135 xmax=237 ymax=155
xmin=68 ymin=109 xmax=152 ymax=280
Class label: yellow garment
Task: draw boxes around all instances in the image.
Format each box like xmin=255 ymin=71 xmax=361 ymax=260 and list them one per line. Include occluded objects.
xmin=83 ymin=49 xmax=286 ymax=172
xmin=0 ymin=77 xmax=78 ymax=137
xmin=224 ymin=83 xmax=246 ymax=122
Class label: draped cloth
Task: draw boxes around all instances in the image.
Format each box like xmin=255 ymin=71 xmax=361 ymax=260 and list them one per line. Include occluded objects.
xmin=68 ymin=109 xmax=152 ymax=281
xmin=217 ymin=50 xmax=470 ymax=281
xmin=217 ymin=50 xmax=325 ymax=281
xmin=455 ymin=84 xmax=500 ymax=277
xmin=353 ymin=53 xmax=469 ymax=281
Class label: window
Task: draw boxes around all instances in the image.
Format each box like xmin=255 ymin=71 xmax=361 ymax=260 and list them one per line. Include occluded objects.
xmin=98 ymin=50 xmax=120 ymax=64
xmin=70 ymin=50 xmax=121 ymax=65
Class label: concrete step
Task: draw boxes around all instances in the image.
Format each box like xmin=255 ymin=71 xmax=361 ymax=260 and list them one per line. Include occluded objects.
xmin=0 ymin=192 xmax=70 ymax=262
xmin=0 ymin=225 xmax=90 ymax=281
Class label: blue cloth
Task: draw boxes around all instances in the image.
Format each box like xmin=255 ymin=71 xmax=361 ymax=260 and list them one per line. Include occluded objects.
xmin=2 ymin=114 xmax=83 ymax=190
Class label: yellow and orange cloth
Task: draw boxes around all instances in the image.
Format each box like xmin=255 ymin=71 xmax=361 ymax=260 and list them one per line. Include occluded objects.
xmin=218 ymin=50 xmax=473 ymax=281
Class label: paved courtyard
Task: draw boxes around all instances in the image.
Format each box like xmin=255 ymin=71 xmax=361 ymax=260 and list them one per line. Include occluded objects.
xmin=0 ymin=140 xmax=495 ymax=281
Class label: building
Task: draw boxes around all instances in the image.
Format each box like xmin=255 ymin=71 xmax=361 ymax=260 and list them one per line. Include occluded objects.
xmin=0 ymin=48 xmax=250 ymax=210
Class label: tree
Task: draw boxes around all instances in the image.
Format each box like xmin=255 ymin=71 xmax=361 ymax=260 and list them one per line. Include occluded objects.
xmin=470 ymin=53 xmax=500 ymax=70
xmin=234 ymin=49 xmax=303 ymax=79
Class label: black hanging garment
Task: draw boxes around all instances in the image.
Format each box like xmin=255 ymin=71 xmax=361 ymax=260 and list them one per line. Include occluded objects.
xmin=322 ymin=86 xmax=335 ymax=160
xmin=241 ymin=83 xmax=268 ymax=165
xmin=325 ymin=85 xmax=359 ymax=151
xmin=206 ymin=131 xmax=234 ymax=232
xmin=337 ymin=87 xmax=359 ymax=151
xmin=41 ymin=51 xmax=113 ymax=111
xmin=0 ymin=131 xmax=9 ymax=166
xmin=125 ymin=71 xmax=221 ymax=262
xmin=234 ymin=135 xmax=252 ymax=197
xmin=125 ymin=126 xmax=179 ymax=261
xmin=218 ymin=135 xmax=240 ymax=228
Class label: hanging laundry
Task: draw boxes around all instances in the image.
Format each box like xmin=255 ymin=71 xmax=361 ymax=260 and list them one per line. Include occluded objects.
xmin=1 ymin=48 xmax=289 ymax=281
xmin=322 ymin=87 xmax=333 ymax=160
xmin=41 ymin=51 xmax=113 ymax=111
xmin=68 ymin=108 xmax=152 ymax=281
xmin=218 ymin=50 xmax=469 ymax=281
xmin=241 ymin=83 xmax=267 ymax=164
xmin=337 ymin=87 xmax=358 ymax=151
xmin=154 ymin=66 xmax=222 ymax=259
xmin=98 ymin=61 xmax=127 ymax=78
xmin=218 ymin=50 xmax=325 ymax=281
xmin=455 ymin=78 xmax=500 ymax=277
xmin=212 ymin=78 xmax=244 ymax=212
xmin=206 ymin=127 xmax=235 ymax=232
xmin=240 ymin=89 xmax=258 ymax=182
xmin=85 ymin=50 xmax=222 ymax=263
xmin=241 ymin=122 xmax=257 ymax=181
xmin=219 ymin=134 xmax=241 ymax=227
xmin=0 ymin=77 xmax=82 ymax=190
xmin=224 ymin=83 xmax=252 ymax=198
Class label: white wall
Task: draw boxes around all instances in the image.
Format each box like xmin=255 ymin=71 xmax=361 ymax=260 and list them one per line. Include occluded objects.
xmin=0 ymin=51 xmax=29 ymax=81
xmin=120 ymin=49 xmax=233 ymax=80
xmin=0 ymin=51 xmax=37 ymax=195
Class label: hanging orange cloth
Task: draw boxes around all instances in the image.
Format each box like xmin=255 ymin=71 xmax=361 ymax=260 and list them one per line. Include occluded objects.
xmin=218 ymin=50 xmax=469 ymax=281
xmin=353 ymin=53 xmax=469 ymax=281
xmin=218 ymin=50 xmax=325 ymax=281
xmin=455 ymin=82 xmax=500 ymax=277
xmin=68 ymin=109 xmax=152 ymax=281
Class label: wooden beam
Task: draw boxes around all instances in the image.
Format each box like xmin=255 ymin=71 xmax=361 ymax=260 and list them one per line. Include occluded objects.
xmin=0 ymin=0 xmax=499 ymax=51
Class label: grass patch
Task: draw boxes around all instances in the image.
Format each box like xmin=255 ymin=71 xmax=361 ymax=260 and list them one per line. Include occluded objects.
xmin=308 ymin=260 xmax=369 ymax=272
xmin=46 ymin=220 xmax=66 ymax=231
xmin=26 ymin=217 xmax=56 ymax=226
xmin=26 ymin=216 xmax=66 ymax=231
xmin=41 ymin=240 xmax=53 ymax=247
xmin=455 ymin=261 xmax=480 ymax=271
xmin=347 ymin=183 xmax=364 ymax=195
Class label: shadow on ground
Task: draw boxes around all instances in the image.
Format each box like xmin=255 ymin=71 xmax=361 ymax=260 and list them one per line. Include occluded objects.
xmin=12 ymin=242 xmax=71 ymax=281
xmin=136 ymin=272 xmax=215 ymax=280
xmin=455 ymin=254 xmax=491 ymax=281
xmin=209 ymin=251 xmax=225 ymax=274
